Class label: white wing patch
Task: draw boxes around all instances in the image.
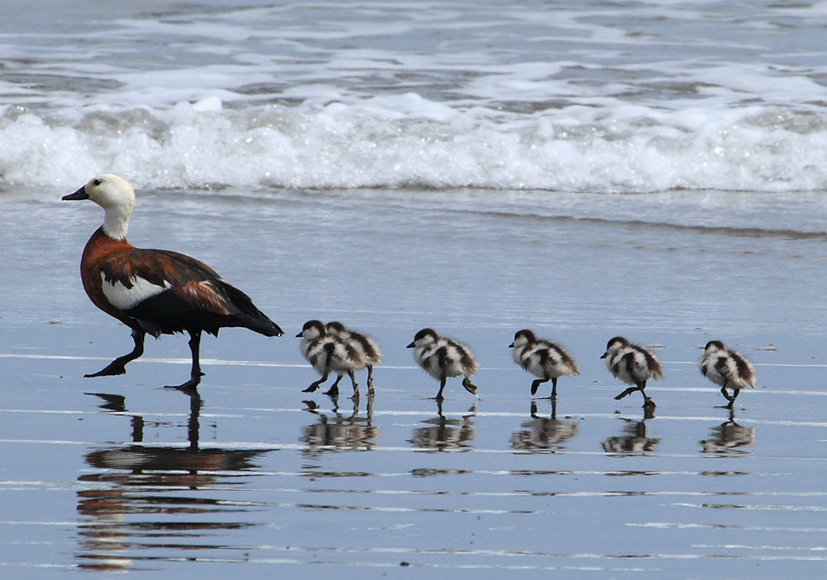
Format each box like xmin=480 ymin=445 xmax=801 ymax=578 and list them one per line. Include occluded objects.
xmin=100 ymin=271 xmax=171 ymax=311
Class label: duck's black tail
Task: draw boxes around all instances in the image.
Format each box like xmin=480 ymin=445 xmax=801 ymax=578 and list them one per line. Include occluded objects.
xmin=222 ymin=282 xmax=283 ymax=337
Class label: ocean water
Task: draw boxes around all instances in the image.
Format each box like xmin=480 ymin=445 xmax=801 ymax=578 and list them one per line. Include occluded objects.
xmin=3 ymin=1 xmax=827 ymax=578
xmin=3 ymin=0 xmax=827 ymax=194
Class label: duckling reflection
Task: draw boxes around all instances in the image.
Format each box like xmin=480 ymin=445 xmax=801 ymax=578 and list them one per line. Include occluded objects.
xmin=700 ymin=411 xmax=756 ymax=454
xmin=299 ymin=393 xmax=378 ymax=456
xmin=511 ymin=400 xmax=579 ymax=453
xmin=602 ymin=417 xmax=661 ymax=456
xmin=76 ymin=391 xmax=269 ymax=572
xmin=409 ymin=402 xmax=476 ymax=452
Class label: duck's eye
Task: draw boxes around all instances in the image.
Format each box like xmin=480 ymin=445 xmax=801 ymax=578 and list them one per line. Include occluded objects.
xmin=93 ymin=178 xmax=102 ymax=186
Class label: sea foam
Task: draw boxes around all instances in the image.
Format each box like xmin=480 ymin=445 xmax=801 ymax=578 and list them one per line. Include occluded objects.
xmin=3 ymin=1 xmax=827 ymax=194
xmin=3 ymin=95 xmax=827 ymax=194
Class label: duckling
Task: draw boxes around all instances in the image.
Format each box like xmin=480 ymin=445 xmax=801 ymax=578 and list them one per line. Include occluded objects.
xmin=510 ymin=329 xmax=580 ymax=398
xmin=407 ymin=328 xmax=479 ymax=401
xmin=699 ymin=340 xmax=756 ymax=409
xmin=325 ymin=321 xmax=382 ymax=393
xmin=297 ymin=320 xmax=362 ymax=398
xmin=601 ymin=336 xmax=663 ymax=409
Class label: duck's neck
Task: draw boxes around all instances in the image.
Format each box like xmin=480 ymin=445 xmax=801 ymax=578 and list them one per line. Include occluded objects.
xmin=102 ymin=204 xmax=132 ymax=240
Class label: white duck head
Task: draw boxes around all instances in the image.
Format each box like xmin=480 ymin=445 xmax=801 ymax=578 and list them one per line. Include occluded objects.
xmin=64 ymin=174 xmax=136 ymax=240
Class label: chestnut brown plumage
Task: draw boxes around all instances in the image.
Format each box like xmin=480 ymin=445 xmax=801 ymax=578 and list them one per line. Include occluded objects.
xmin=64 ymin=174 xmax=282 ymax=390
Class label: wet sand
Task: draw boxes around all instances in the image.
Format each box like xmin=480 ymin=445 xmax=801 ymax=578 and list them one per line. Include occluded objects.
xmin=1 ymin=186 xmax=827 ymax=578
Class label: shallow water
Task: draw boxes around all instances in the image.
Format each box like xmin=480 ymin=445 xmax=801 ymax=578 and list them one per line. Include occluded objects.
xmin=4 ymin=0 xmax=827 ymax=576
xmin=2 ymin=186 xmax=827 ymax=578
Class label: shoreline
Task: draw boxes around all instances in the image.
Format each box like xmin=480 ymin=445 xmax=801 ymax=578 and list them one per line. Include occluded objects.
xmin=1 ymin=185 xmax=825 ymax=577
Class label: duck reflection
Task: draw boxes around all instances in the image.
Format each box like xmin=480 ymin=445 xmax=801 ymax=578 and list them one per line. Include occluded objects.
xmin=85 ymin=391 xmax=126 ymax=412
xmin=602 ymin=417 xmax=661 ymax=456
xmin=511 ymin=400 xmax=579 ymax=453
xmin=299 ymin=393 xmax=378 ymax=456
xmin=409 ymin=401 xmax=476 ymax=452
xmin=700 ymin=410 xmax=756 ymax=454
xmin=76 ymin=391 xmax=269 ymax=572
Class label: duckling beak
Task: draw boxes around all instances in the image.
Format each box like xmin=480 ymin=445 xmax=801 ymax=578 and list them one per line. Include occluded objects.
xmin=406 ymin=340 xmax=415 ymax=348
xmin=62 ymin=186 xmax=89 ymax=201
xmin=508 ymin=342 xmax=515 ymax=348
xmin=295 ymin=331 xmax=303 ymax=338
xmin=600 ymin=351 xmax=608 ymax=359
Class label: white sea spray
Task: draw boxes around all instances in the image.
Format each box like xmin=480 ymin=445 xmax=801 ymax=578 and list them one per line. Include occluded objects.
xmin=2 ymin=0 xmax=827 ymax=193
xmin=3 ymin=97 xmax=827 ymax=192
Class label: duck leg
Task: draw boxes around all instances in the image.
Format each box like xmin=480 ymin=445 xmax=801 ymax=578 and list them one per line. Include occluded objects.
xmin=86 ymin=329 xmax=146 ymax=378
xmin=366 ymin=364 xmax=375 ymax=393
xmin=167 ymin=330 xmax=204 ymax=390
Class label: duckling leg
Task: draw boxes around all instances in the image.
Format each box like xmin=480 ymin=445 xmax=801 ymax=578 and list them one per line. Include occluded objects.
xmin=86 ymin=329 xmax=146 ymax=378
xmin=638 ymin=381 xmax=655 ymax=408
xmin=462 ymin=376 xmax=478 ymax=396
xmin=347 ymin=370 xmax=359 ymax=399
xmin=719 ymin=382 xmax=735 ymax=408
xmin=530 ymin=377 xmax=550 ymax=397
xmin=366 ymin=364 xmax=375 ymax=393
xmin=724 ymin=387 xmax=741 ymax=409
xmin=166 ymin=330 xmax=204 ymax=390
xmin=434 ymin=377 xmax=447 ymax=401
xmin=303 ymin=372 xmax=329 ymax=393
xmin=324 ymin=374 xmax=343 ymax=397
xmin=305 ymin=343 xmax=335 ymax=393
xmin=614 ymin=386 xmax=638 ymax=401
